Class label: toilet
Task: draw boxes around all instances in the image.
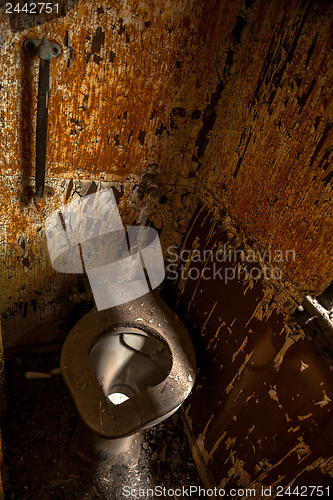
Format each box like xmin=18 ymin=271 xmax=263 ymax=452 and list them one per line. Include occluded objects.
xmin=61 ymin=291 xmax=196 ymax=467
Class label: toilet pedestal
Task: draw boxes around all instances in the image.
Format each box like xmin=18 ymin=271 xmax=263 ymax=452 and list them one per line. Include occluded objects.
xmin=70 ymin=420 xmax=143 ymax=469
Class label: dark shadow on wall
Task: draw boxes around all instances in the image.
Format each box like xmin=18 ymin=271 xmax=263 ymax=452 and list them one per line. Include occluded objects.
xmin=1 ymin=273 xmax=93 ymax=350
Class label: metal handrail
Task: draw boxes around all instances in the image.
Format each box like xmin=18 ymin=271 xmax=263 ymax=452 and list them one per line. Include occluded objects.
xmin=23 ymin=36 xmax=61 ymax=200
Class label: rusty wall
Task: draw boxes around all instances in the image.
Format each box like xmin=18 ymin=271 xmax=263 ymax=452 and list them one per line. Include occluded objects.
xmin=163 ymin=206 xmax=333 ymax=492
xmin=0 ymin=0 xmax=225 ymax=346
xmin=1 ymin=0 xmax=332 ymax=346
xmin=194 ymin=0 xmax=333 ymax=295
xmin=167 ymin=0 xmax=333 ymax=489
xmin=0 ymin=0 xmax=332 ymax=492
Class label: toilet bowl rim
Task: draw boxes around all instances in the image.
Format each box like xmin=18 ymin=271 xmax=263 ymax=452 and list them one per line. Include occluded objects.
xmin=87 ymin=323 xmax=172 ymax=358
xmin=60 ymin=293 xmax=196 ymax=439
xmin=61 ymin=308 xmax=195 ymax=395
xmin=62 ymin=292 xmax=195 ymax=366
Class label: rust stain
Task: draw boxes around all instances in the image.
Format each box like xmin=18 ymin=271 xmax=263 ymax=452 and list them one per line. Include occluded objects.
xmin=0 ymin=0 xmax=221 ymax=343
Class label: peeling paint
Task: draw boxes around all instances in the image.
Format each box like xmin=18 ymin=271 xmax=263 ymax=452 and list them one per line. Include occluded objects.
xmin=225 ymin=353 xmax=253 ymax=395
xmin=273 ymin=327 xmax=305 ymax=369
xmin=314 ymin=391 xmax=331 ymax=408
xmin=232 ymin=337 xmax=248 ymax=362
xmin=300 ymin=360 xmax=309 ymax=371
xmin=169 ymin=204 xmax=333 ymax=490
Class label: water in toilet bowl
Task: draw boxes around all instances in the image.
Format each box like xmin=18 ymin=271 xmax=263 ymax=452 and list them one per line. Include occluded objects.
xmin=88 ymin=327 xmax=172 ymax=405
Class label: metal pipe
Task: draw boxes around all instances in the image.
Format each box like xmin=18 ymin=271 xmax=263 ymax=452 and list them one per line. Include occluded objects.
xmin=35 ymin=57 xmax=49 ymax=198
xmin=23 ymin=36 xmax=61 ymax=201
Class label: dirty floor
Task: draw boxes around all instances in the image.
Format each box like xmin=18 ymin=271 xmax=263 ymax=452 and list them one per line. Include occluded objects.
xmin=3 ymin=353 xmax=201 ymax=499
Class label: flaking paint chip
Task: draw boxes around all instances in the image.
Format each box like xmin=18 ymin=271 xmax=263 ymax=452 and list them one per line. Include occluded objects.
xmin=300 ymin=360 xmax=309 ymax=371
xmin=314 ymin=391 xmax=331 ymax=408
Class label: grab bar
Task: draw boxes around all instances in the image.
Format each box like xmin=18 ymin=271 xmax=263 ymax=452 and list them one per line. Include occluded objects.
xmin=23 ymin=36 xmax=61 ymax=201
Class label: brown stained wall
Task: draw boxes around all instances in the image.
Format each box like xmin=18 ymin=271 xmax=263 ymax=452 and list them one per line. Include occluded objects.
xmin=0 ymin=0 xmax=332 ymax=489
xmin=0 ymin=0 xmax=224 ymax=345
xmin=164 ymin=206 xmax=333 ymax=492
xmin=171 ymin=0 xmax=333 ymax=484
xmin=1 ymin=0 xmax=332 ymax=344
xmin=195 ymin=0 xmax=333 ymax=294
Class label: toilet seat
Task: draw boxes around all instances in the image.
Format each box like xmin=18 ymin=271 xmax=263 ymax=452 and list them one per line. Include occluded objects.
xmin=61 ymin=292 xmax=196 ymax=439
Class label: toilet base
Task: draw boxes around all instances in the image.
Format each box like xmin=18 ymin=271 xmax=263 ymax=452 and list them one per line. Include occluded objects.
xmin=70 ymin=420 xmax=143 ymax=469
